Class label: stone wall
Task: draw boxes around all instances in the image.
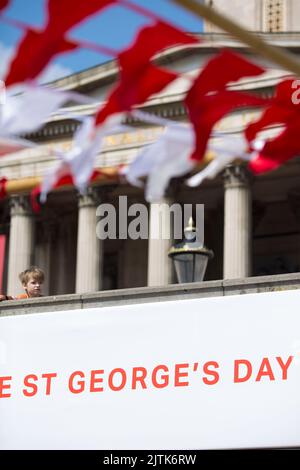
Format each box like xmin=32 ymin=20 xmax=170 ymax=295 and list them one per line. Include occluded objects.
xmin=1 ymin=272 xmax=300 ymax=317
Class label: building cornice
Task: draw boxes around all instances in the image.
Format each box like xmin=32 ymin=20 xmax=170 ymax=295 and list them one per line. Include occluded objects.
xmin=46 ymin=32 xmax=300 ymax=93
xmin=26 ymin=66 xmax=286 ymax=142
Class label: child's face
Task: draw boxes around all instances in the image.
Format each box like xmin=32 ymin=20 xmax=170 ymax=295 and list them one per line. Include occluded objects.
xmin=23 ymin=276 xmax=42 ymax=297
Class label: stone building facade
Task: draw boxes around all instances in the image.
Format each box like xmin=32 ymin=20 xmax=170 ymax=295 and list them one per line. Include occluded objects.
xmin=0 ymin=0 xmax=300 ymax=297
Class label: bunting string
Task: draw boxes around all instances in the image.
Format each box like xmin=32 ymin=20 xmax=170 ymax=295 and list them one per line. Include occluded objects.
xmin=0 ymin=0 xmax=299 ymax=208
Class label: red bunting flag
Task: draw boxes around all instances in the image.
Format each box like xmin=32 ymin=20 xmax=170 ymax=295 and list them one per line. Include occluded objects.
xmin=0 ymin=233 xmax=6 ymax=295
xmin=0 ymin=138 xmax=34 ymax=157
xmin=188 ymin=91 xmax=266 ymax=161
xmin=46 ymin=0 xmax=116 ymax=35
xmin=30 ymin=185 xmax=43 ymax=214
xmin=31 ymin=175 xmax=77 ymax=213
xmin=249 ymin=118 xmax=300 ymax=173
xmin=188 ymin=49 xmax=265 ymax=95
xmin=0 ymin=177 xmax=7 ymax=200
xmin=0 ymin=0 xmax=9 ymax=11
xmin=246 ymin=79 xmax=299 ymax=142
xmin=5 ymin=29 xmax=78 ymax=86
xmin=30 ymin=170 xmax=102 ymax=213
xmin=185 ymin=49 xmax=266 ymax=161
xmin=96 ymin=21 xmax=199 ymax=124
xmin=96 ymin=64 xmax=178 ymax=124
xmin=246 ymin=78 xmax=300 ymax=173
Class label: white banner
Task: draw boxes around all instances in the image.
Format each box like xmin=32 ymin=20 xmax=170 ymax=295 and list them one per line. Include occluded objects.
xmin=0 ymin=289 xmax=300 ymax=450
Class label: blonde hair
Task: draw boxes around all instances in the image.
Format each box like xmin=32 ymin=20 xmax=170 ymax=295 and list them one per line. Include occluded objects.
xmin=19 ymin=266 xmax=45 ymax=285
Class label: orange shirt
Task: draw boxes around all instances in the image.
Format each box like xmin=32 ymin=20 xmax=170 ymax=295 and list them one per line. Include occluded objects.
xmin=1 ymin=293 xmax=43 ymax=301
xmin=15 ymin=293 xmax=43 ymax=299
xmin=15 ymin=293 xmax=29 ymax=300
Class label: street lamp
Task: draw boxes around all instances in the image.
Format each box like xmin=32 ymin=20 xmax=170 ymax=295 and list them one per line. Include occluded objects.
xmin=168 ymin=217 xmax=214 ymax=283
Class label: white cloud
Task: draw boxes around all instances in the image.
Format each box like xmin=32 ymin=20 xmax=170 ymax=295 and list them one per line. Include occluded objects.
xmin=0 ymin=41 xmax=73 ymax=85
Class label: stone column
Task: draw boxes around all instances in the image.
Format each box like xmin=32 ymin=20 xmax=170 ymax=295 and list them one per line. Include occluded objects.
xmin=75 ymin=189 xmax=102 ymax=293
xmin=147 ymin=198 xmax=174 ymax=286
xmin=223 ymin=165 xmax=252 ymax=279
xmin=34 ymin=221 xmax=53 ymax=296
xmin=7 ymin=196 xmax=34 ymax=296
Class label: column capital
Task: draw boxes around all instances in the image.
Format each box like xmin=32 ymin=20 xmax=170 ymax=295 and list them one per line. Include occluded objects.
xmin=9 ymin=195 xmax=32 ymax=217
xmin=77 ymin=187 xmax=100 ymax=209
xmin=7 ymin=195 xmax=34 ymax=295
xmin=223 ymin=164 xmax=253 ymax=189
xmin=165 ymin=182 xmax=177 ymax=201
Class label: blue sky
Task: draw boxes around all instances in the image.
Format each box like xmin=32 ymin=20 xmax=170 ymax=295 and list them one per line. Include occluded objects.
xmin=0 ymin=0 xmax=203 ymax=81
